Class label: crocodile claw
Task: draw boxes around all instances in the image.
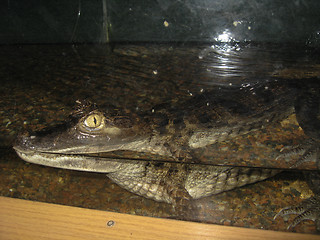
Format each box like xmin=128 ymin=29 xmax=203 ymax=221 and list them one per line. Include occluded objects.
xmin=274 ymin=195 xmax=320 ymax=230
xmin=276 ymin=138 xmax=320 ymax=169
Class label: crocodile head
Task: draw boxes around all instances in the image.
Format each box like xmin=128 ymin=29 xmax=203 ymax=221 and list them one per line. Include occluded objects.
xmin=13 ymin=100 xmax=150 ymax=172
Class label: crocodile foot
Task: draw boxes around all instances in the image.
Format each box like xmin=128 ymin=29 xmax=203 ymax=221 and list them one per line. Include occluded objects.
xmin=274 ymin=195 xmax=320 ymax=230
xmin=276 ymin=138 xmax=320 ymax=169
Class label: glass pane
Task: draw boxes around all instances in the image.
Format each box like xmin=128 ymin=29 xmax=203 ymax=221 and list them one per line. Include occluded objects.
xmin=0 ymin=0 xmax=320 ymax=234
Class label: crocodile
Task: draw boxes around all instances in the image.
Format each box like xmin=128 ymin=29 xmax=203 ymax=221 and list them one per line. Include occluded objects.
xmin=13 ymin=78 xmax=320 ymax=230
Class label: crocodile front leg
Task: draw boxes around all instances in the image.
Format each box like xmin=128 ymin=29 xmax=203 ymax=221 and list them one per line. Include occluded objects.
xmin=275 ymin=82 xmax=320 ymax=230
xmin=276 ymin=138 xmax=320 ymax=168
xmin=274 ymin=171 xmax=320 ymax=231
xmin=274 ymin=191 xmax=320 ymax=230
xmin=274 ymin=141 xmax=320 ymax=230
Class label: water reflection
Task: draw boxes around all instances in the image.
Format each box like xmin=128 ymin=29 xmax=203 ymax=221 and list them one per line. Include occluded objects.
xmin=197 ymin=43 xmax=320 ymax=86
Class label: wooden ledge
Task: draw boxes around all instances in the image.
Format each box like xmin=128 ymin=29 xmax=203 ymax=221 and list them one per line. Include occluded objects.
xmin=0 ymin=196 xmax=317 ymax=240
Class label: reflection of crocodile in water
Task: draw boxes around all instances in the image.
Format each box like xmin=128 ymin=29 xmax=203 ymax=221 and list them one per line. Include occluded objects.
xmin=14 ymin=78 xmax=320 ymax=230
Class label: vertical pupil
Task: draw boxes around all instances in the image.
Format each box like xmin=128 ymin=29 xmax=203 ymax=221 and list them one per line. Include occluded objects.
xmin=93 ymin=117 xmax=97 ymax=125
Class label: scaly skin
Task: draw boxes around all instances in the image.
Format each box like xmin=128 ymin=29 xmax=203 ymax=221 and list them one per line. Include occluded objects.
xmin=13 ymin=78 xmax=320 ymax=230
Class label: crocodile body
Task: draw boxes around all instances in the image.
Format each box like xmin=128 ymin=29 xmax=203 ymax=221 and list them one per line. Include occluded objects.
xmin=106 ymin=161 xmax=279 ymax=204
xmin=13 ymin=78 xmax=320 ymax=229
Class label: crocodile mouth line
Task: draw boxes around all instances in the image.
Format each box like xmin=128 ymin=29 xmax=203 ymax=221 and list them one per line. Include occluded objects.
xmin=13 ymin=146 xmax=143 ymax=162
xmin=13 ymin=146 xmax=180 ymax=170
xmin=13 ymin=146 xmax=134 ymax=172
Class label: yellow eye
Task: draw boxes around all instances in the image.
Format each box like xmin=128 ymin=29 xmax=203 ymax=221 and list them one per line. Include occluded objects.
xmin=83 ymin=113 xmax=103 ymax=129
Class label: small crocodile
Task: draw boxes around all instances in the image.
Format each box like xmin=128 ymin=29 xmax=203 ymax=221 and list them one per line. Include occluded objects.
xmin=14 ymin=78 xmax=320 ymax=229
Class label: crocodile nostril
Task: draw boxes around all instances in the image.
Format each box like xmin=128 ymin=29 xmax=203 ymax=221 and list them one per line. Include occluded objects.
xmin=15 ymin=131 xmax=36 ymax=147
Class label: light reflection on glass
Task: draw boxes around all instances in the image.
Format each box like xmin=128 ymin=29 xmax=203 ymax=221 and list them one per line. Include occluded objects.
xmin=214 ymin=29 xmax=234 ymax=43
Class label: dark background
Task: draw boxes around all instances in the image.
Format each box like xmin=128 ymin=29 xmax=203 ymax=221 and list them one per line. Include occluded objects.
xmin=0 ymin=0 xmax=320 ymax=45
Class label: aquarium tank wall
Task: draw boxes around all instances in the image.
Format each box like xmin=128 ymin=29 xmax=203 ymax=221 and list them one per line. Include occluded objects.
xmin=1 ymin=0 xmax=320 ymax=235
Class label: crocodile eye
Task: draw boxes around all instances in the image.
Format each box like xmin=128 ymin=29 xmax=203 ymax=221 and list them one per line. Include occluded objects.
xmin=83 ymin=113 xmax=103 ymax=129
